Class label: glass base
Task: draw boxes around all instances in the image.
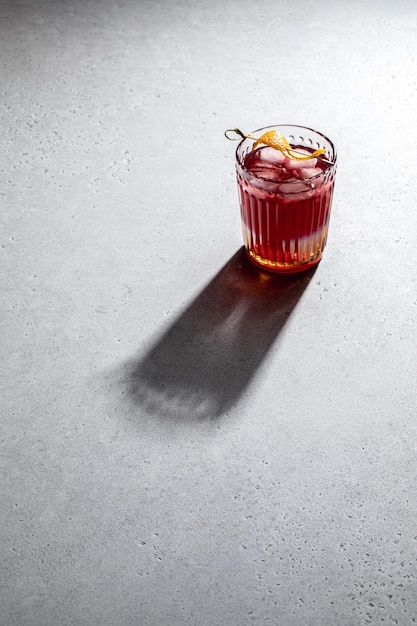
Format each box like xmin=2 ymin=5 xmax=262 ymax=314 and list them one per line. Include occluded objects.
xmin=245 ymin=249 xmax=323 ymax=274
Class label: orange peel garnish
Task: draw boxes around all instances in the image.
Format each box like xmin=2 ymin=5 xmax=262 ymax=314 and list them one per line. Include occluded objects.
xmin=252 ymin=130 xmax=291 ymax=153
xmin=252 ymin=130 xmax=326 ymax=161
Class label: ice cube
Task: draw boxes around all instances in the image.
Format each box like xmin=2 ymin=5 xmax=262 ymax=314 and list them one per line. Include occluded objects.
xmin=297 ymin=167 xmax=323 ymax=180
xmin=285 ymin=157 xmax=317 ymax=170
xmin=279 ymin=181 xmax=310 ymax=194
xmin=251 ymin=166 xmax=281 ymax=180
xmin=258 ymin=147 xmax=286 ymax=165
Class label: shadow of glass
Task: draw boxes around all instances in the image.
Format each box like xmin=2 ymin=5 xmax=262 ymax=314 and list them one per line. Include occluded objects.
xmin=125 ymin=248 xmax=316 ymax=421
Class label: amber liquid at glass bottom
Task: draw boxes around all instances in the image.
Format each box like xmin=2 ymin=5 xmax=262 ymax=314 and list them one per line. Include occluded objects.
xmin=236 ymin=126 xmax=337 ymax=274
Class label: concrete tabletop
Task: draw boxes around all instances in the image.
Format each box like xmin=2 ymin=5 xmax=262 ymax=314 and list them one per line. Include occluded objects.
xmin=2 ymin=1 xmax=417 ymax=624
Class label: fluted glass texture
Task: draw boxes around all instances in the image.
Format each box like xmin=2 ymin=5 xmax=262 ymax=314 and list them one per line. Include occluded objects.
xmin=235 ymin=125 xmax=337 ymax=274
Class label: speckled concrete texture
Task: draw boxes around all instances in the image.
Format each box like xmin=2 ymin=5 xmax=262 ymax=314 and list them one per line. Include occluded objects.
xmin=2 ymin=0 xmax=417 ymax=624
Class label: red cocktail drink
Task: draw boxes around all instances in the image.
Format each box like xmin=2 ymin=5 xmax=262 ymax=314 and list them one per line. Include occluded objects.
xmin=235 ymin=125 xmax=337 ymax=273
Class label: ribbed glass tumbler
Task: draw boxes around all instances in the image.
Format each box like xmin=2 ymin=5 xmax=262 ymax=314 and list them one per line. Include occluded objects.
xmin=235 ymin=124 xmax=337 ymax=274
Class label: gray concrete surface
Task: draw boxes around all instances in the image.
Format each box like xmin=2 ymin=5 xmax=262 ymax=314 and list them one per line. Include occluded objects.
xmin=2 ymin=0 xmax=417 ymax=624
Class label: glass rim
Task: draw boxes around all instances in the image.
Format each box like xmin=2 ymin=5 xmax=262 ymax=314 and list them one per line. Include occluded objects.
xmin=235 ymin=123 xmax=337 ymax=184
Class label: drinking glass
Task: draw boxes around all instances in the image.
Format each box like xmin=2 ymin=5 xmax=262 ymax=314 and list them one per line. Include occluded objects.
xmin=235 ymin=124 xmax=337 ymax=273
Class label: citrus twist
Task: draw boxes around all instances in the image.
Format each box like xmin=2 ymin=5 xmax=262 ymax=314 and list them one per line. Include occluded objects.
xmin=252 ymin=130 xmax=326 ymax=161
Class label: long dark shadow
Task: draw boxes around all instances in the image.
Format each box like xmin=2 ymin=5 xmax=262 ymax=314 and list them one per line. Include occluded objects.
xmin=125 ymin=247 xmax=316 ymax=421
